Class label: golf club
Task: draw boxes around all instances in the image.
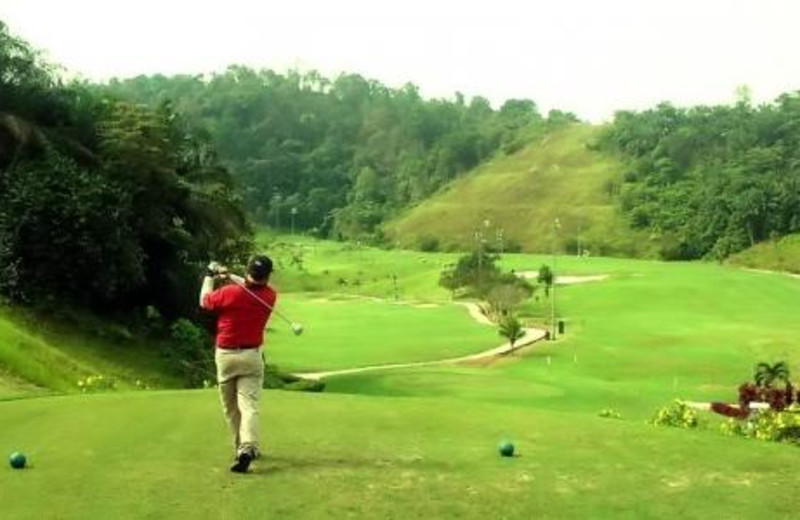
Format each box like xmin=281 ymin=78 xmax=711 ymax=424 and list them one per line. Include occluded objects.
xmin=228 ymin=276 xmax=303 ymax=336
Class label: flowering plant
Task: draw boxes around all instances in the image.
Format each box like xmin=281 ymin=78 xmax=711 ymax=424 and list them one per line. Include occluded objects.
xmin=651 ymin=400 xmax=699 ymax=429
xmin=720 ymin=404 xmax=800 ymax=444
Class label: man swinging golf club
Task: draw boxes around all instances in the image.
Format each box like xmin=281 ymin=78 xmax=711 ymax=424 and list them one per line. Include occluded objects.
xmin=199 ymin=255 xmax=276 ymax=473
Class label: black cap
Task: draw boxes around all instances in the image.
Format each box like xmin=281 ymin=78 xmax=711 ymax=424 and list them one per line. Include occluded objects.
xmin=247 ymin=255 xmax=273 ymax=282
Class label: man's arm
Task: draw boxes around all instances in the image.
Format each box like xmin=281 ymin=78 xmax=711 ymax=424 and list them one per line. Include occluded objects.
xmin=199 ymin=262 xmax=232 ymax=309
xmin=199 ymin=275 xmax=216 ymax=309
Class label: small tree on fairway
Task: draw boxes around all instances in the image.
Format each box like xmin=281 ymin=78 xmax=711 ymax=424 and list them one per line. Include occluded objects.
xmin=499 ymin=316 xmax=525 ymax=351
xmin=537 ymin=264 xmax=554 ymax=297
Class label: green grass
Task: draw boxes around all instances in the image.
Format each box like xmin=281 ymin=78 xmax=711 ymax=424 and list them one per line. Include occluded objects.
xmin=4 ymin=240 xmax=800 ymax=518
xmin=2 ymin=390 xmax=799 ymax=519
xmin=383 ymin=124 xmax=656 ymax=257
xmin=324 ymin=259 xmax=800 ymax=420
xmin=266 ymin=295 xmax=499 ymax=372
xmin=0 ymin=306 xmax=180 ymax=397
xmin=728 ymin=233 xmax=800 ymax=274
xmin=262 ymin=233 xmax=459 ymax=300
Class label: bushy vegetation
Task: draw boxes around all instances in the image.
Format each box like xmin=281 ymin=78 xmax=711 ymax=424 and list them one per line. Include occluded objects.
xmin=720 ymin=406 xmax=800 ymax=444
xmin=263 ymin=363 xmax=325 ymax=392
xmin=439 ymin=250 xmax=532 ymax=301
xmin=651 ymin=400 xmax=700 ymax=429
xmin=0 ymin=22 xmax=251 ymax=317
xmin=602 ymin=96 xmax=800 ymax=260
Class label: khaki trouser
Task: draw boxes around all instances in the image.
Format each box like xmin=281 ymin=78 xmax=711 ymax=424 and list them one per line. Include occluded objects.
xmin=215 ymin=347 xmax=264 ymax=456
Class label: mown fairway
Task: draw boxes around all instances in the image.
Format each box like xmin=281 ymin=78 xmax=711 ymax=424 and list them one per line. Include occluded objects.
xmin=2 ymin=390 xmax=799 ymax=520
xmin=327 ymin=256 xmax=800 ymax=418
xmin=3 ymin=242 xmax=800 ymax=518
xmin=266 ymin=295 xmax=499 ymax=372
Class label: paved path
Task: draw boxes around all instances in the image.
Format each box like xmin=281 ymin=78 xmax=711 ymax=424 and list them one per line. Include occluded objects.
xmin=296 ymin=302 xmax=547 ymax=380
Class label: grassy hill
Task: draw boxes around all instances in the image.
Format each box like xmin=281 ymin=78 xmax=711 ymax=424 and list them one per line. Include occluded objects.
xmin=0 ymin=307 xmax=180 ymax=399
xmin=384 ymin=124 xmax=656 ymax=257
xmin=727 ymin=233 xmax=800 ymax=274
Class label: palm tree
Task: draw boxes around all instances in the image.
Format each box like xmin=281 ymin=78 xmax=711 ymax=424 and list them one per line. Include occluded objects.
xmin=754 ymin=361 xmax=791 ymax=388
xmin=499 ymin=316 xmax=526 ymax=352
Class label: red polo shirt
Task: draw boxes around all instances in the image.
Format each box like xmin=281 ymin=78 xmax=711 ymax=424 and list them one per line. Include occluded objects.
xmin=202 ymin=282 xmax=277 ymax=348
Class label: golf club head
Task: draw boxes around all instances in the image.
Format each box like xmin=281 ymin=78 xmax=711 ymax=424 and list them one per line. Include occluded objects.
xmin=291 ymin=323 xmax=303 ymax=336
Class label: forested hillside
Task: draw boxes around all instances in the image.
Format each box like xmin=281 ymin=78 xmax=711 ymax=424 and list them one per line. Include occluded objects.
xmin=0 ymin=21 xmax=250 ymax=317
xmin=101 ymin=70 xmax=577 ymax=240
xmin=602 ymin=96 xmax=800 ymax=260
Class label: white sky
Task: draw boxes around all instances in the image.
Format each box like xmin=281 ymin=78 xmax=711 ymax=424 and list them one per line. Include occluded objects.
xmin=2 ymin=0 xmax=799 ymax=121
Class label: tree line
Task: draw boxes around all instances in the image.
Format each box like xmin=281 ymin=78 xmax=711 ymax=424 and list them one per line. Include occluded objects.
xmin=0 ymin=21 xmax=251 ymax=317
xmin=601 ymin=94 xmax=800 ymax=260
xmin=101 ymin=68 xmax=578 ymax=240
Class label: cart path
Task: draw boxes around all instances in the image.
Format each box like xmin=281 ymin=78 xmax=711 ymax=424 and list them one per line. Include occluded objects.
xmin=295 ymin=302 xmax=547 ymax=380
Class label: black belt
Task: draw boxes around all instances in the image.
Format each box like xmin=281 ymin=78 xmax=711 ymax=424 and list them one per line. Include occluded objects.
xmin=218 ymin=345 xmax=260 ymax=350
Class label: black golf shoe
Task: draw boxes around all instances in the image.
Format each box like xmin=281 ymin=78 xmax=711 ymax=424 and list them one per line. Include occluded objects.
xmin=230 ymin=448 xmax=255 ymax=473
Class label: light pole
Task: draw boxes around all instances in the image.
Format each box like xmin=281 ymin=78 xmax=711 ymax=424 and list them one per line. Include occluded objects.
xmin=475 ymin=219 xmax=490 ymax=281
xmin=474 ymin=230 xmax=482 ymax=279
xmin=497 ymin=228 xmax=504 ymax=255
xmin=272 ymin=192 xmax=281 ymax=230
xmin=551 ymin=218 xmax=561 ymax=340
xmin=291 ymin=207 xmax=297 ymax=236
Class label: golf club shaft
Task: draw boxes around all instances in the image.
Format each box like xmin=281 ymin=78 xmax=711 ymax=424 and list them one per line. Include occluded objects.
xmin=229 ymin=276 xmax=294 ymax=327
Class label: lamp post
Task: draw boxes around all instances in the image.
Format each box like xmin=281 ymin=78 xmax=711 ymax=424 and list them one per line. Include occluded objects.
xmin=475 ymin=219 xmax=490 ymax=281
xmin=291 ymin=207 xmax=298 ymax=236
xmin=497 ymin=228 xmax=504 ymax=255
xmin=551 ymin=218 xmax=561 ymax=340
xmin=272 ymin=192 xmax=281 ymax=230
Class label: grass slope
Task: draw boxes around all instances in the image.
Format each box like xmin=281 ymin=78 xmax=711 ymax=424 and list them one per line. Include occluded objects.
xmin=728 ymin=233 xmax=800 ymax=274
xmin=2 ymin=390 xmax=799 ymax=519
xmin=0 ymin=307 xmax=179 ymax=398
xmin=384 ymin=124 xmax=655 ymax=257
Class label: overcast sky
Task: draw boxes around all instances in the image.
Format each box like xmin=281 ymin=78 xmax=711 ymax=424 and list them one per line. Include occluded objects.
xmin=2 ymin=0 xmax=799 ymax=121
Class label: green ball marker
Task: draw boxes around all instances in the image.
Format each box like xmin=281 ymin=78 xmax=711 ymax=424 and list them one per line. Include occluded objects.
xmin=9 ymin=451 xmax=26 ymax=469
xmin=498 ymin=441 xmax=515 ymax=457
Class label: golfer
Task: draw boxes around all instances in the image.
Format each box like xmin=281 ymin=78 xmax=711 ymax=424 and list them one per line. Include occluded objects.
xmin=199 ymin=255 xmax=277 ymax=473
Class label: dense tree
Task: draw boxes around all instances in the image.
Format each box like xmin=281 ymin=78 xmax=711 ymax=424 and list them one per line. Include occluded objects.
xmin=602 ymin=97 xmax=800 ymax=260
xmin=0 ymin=22 xmax=251 ymax=316
xmin=101 ymin=67 xmax=572 ymax=241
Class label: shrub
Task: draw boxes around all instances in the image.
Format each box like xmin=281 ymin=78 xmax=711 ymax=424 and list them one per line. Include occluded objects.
xmin=166 ymin=318 xmax=214 ymax=388
xmin=284 ymin=379 xmax=326 ymax=392
xmin=502 ymin=239 xmax=523 ymax=253
xmin=418 ymin=235 xmax=440 ymax=252
xmin=77 ymin=374 xmax=116 ymax=393
xmin=651 ymin=400 xmax=699 ymax=429
xmin=720 ymin=405 xmax=800 ymax=444
xmin=263 ymin=363 xmax=324 ymax=392
xmin=599 ymin=408 xmax=622 ymax=419
xmin=738 ymin=381 xmax=794 ymax=411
